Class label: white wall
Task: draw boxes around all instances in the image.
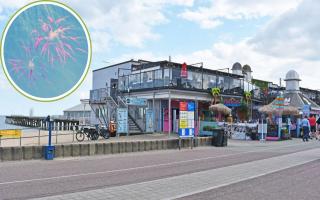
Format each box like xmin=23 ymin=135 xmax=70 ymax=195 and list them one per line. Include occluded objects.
xmin=92 ymin=62 xmax=133 ymax=90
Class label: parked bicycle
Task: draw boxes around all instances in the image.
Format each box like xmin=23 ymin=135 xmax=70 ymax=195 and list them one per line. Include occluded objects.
xmin=76 ymin=126 xmax=110 ymax=142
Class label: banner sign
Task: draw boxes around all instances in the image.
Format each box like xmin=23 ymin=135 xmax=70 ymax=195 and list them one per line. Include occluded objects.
xmin=126 ymin=97 xmax=147 ymax=106
xmin=181 ymin=62 xmax=188 ymax=78
xmin=0 ymin=129 xmax=21 ymax=138
xmin=117 ymin=108 xmax=128 ymax=133
xmin=146 ymin=109 xmax=154 ymax=133
xmin=302 ymin=104 xmax=311 ymax=117
xmin=224 ymin=98 xmax=241 ymax=107
xmin=179 ymin=101 xmax=195 ymax=138
xmin=273 ymin=95 xmax=285 ymax=110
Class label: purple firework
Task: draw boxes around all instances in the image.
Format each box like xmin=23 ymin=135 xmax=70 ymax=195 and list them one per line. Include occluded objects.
xmin=8 ymin=42 xmax=47 ymax=83
xmin=32 ymin=16 xmax=86 ymax=65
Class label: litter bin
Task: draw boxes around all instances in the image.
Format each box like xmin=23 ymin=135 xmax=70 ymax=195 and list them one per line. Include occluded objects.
xmin=44 ymin=145 xmax=55 ymax=160
xmin=212 ymin=128 xmax=227 ymax=147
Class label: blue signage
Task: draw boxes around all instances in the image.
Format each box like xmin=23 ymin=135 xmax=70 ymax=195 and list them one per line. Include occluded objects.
xmin=187 ymin=102 xmax=195 ymax=111
xmin=302 ymin=104 xmax=310 ymax=117
xmin=145 ymin=109 xmax=154 ymax=133
xmin=117 ymin=108 xmax=128 ymax=133
xmin=126 ymin=98 xmax=147 ymax=106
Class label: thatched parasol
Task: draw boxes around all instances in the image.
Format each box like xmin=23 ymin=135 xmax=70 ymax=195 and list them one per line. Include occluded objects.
xmin=258 ymin=104 xmax=299 ymax=115
xmin=282 ymin=106 xmax=299 ymax=115
xmin=209 ymin=103 xmax=231 ymax=115
xmin=258 ymin=104 xmax=273 ymax=114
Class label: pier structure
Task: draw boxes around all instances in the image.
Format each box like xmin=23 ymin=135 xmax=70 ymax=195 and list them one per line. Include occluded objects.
xmin=5 ymin=116 xmax=80 ymax=131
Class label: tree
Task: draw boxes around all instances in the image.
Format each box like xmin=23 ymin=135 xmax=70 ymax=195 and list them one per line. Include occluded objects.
xmin=211 ymin=88 xmax=221 ymax=105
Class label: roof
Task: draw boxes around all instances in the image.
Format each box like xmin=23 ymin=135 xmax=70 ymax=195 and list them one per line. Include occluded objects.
xmin=243 ymin=64 xmax=252 ymax=72
xmin=64 ymin=103 xmax=91 ymax=112
xmin=93 ymin=59 xmax=136 ymax=72
xmin=285 ymin=70 xmax=301 ymax=81
xmin=232 ymin=62 xmax=242 ymax=70
xmin=283 ymin=92 xmax=320 ymax=111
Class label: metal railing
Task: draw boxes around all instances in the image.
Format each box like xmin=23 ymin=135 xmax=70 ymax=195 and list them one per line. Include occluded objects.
xmin=0 ymin=125 xmax=92 ymax=147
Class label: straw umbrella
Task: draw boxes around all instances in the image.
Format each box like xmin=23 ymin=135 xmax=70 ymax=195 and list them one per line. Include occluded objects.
xmin=209 ymin=103 xmax=232 ymax=116
xmin=258 ymin=104 xmax=299 ymax=115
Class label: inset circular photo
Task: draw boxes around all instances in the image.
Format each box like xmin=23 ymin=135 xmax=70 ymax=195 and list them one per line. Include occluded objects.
xmin=1 ymin=1 xmax=91 ymax=101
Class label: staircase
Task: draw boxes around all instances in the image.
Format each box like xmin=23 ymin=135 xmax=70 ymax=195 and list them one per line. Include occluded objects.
xmin=128 ymin=115 xmax=143 ymax=133
xmin=90 ymin=88 xmax=145 ymax=133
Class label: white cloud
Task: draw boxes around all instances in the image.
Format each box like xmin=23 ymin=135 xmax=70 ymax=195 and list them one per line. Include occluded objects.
xmin=180 ymin=0 xmax=302 ymax=29
xmin=250 ymin=0 xmax=320 ymax=61
xmin=0 ymin=70 xmax=10 ymax=90
xmin=0 ymin=0 xmax=194 ymax=51
xmin=63 ymin=0 xmax=194 ymax=49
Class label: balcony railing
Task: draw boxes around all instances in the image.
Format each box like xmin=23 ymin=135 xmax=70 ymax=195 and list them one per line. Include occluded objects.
xmin=118 ymin=67 xmax=264 ymax=100
xmin=90 ymin=88 xmax=107 ymax=103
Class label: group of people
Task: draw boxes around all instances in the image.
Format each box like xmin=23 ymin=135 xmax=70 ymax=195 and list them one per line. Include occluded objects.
xmin=301 ymin=115 xmax=320 ymax=142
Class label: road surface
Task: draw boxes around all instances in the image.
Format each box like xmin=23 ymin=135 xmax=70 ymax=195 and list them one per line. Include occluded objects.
xmin=0 ymin=139 xmax=319 ymax=200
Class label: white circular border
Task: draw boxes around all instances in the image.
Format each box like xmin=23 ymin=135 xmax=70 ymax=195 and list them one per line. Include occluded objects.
xmin=1 ymin=1 xmax=91 ymax=102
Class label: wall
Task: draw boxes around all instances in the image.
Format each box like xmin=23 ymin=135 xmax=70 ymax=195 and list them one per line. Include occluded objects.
xmin=92 ymin=62 xmax=133 ymax=90
xmin=0 ymin=137 xmax=214 ymax=161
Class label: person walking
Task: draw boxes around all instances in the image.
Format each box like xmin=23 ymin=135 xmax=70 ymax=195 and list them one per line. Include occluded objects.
xmin=309 ymin=115 xmax=317 ymax=139
xmin=301 ymin=116 xmax=311 ymax=142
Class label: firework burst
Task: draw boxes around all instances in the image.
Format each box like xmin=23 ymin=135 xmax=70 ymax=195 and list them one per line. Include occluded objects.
xmin=8 ymin=42 xmax=47 ymax=83
xmin=32 ymin=16 xmax=86 ymax=65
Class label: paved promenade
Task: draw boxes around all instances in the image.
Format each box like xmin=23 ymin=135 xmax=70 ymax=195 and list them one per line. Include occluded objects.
xmin=35 ymin=147 xmax=320 ymax=200
xmin=0 ymin=139 xmax=319 ymax=199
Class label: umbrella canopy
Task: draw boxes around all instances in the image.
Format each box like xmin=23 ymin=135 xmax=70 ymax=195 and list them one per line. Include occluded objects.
xmin=282 ymin=106 xmax=300 ymax=115
xmin=209 ymin=103 xmax=231 ymax=115
xmin=258 ymin=104 xmax=299 ymax=115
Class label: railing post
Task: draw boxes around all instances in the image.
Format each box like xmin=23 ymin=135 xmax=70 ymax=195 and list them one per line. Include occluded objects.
xmin=72 ymin=129 xmax=75 ymax=143
xmin=0 ymin=136 xmax=2 ymax=147
xmin=19 ymin=135 xmax=22 ymax=146
xmin=56 ymin=129 xmax=58 ymax=144
xmin=38 ymin=129 xmax=41 ymax=145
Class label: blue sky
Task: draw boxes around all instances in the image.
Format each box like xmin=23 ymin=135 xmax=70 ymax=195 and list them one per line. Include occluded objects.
xmin=0 ymin=0 xmax=319 ymax=116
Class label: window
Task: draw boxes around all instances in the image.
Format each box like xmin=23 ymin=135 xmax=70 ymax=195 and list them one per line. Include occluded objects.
xmin=129 ymin=73 xmax=141 ymax=89
xmin=164 ymin=68 xmax=170 ymax=86
xmin=154 ymin=69 xmax=163 ymax=87
xmin=142 ymin=71 xmax=154 ymax=88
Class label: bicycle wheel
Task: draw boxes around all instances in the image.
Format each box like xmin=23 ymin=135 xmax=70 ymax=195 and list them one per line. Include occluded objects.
xmin=76 ymin=131 xmax=85 ymax=142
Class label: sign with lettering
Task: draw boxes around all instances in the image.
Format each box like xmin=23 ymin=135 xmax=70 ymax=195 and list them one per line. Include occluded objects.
xmin=179 ymin=101 xmax=195 ymax=138
xmin=302 ymin=104 xmax=310 ymax=117
xmin=146 ymin=109 xmax=154 ymax=133
xmin=117 ymin=108 xmax=128 ymax=133
xmin=224 ymin=98 xmax=241 ymax=107
xmin=126 ymin=97 xmax=147 ymax=106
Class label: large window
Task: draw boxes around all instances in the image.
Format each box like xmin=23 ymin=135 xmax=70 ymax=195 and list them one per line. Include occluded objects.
xmin=154 ymin=69 xmax=163 ymax=87
xmin=171 ymin=68 xmax=181 ymax=87
xmin=223 ymin=77 xmax=231 ymax=93
xmin=129 ymin=73 xmax=141 ymax=89
xmin=118 ymin=75 xmax=129 ymax=91
xmin=142 ymin=71 xmax=154 ymax=88
xmin=203 ymin=74 xmax=217 ymax=89
xmin=164 ymin=68 xmax=170 ymax=86
xmin=217 ymin=76 xmax=225 ymax=90
xmin=189 ymin=71 xmax=201 ymax=89
xmin=229 ymin=78 xmax=242 ymax=94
